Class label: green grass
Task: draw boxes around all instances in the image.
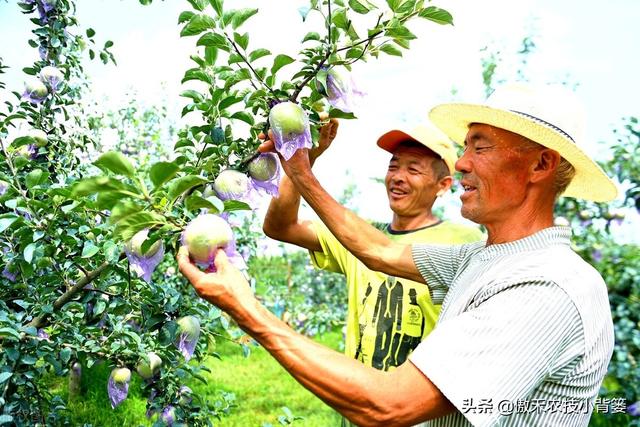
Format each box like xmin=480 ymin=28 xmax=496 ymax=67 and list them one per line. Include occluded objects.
xmin=61 ymin=330 xmax=343 ymax=426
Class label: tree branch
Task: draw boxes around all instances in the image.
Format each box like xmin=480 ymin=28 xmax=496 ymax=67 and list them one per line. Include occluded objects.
xmin=225 ymin=34 xmax=277 ymax=97
xmin=27 ymin=258 xmax=116 ymax=330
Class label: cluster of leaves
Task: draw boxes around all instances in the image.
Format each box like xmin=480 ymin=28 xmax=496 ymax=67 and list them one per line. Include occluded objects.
xmin=250 ymin=250 xmax=348 ymax=338
xmin=0 ymin=0 xmax=454 ymax=424
xmin=175 ymin=0 xmax=453 ymax=175
xmin=555 ymin=117 xmax=640 ymax=426
xmin=0 ymin=2 xmax=239 ymax=424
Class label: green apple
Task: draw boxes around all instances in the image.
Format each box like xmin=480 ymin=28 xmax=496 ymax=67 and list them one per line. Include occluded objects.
xmin=213 ymin=169 xmax=250 ymax=201
xmin=177 ymin=316 xmax=200 ymax=340
xmin=183 ymin=214 xmax=233 ymax=264
xmin=136 ymin=352 xmax=162 ymax=379
xmin=248 ymin=153 xmax=278 ymax=181
xmin=269 ymin=102 xmax=306 ymax=135
xmin=126 ymin=229 xmax=161 ymax=257
xmin=111 ymin=367 xmax=131 ymax=384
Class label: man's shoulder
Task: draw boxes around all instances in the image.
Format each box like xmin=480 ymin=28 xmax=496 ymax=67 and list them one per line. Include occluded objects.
xmin=408 ymin=220 xmax=484 ymax=244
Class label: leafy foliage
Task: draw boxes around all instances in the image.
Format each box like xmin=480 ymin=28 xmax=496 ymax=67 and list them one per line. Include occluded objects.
xmin=0 ymin=0 xmax=452 ymax=424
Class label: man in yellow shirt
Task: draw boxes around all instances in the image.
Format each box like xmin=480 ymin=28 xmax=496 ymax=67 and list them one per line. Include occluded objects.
xmin=263 ymin=121 xmax=483 ymax=372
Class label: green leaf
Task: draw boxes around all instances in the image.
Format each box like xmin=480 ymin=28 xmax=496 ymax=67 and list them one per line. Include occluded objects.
xmin=86 ymin=28 xmax=96 ymax=38
xmin=348 ymin=0 xmax=376 ymax=14
xmin=0 ymin=327 xmax=21 ymax=341
xmin=418 ymin=6 xmax=453 ymax=25
xmin=26 ymin=168 xmax=47 ymax=189
xmin=231 ymin=8 xmax=258 ymax=29
xmin=71 ymin=176 xmax=126 ymax=197
xmin=60 ymin=347 xmax=72 ymax=364
xmin=181 ymin=15 xmax=216 ymax=37
xmin=205 ymin=46 xmax=218 ymax=65
xmin=167 ymin=175 xmax=208 ymax=203
xmin=114 ymin=212 xmax=165 ymax=242
xmin=0 ymin=214 xmax=19 ymax=233
xmin=233 ymin=32 xmax=249 ymax=50
xmin=223 ymin=200 xmax=251 ymax=212
xmin=385 ymin=24 xmax=417 ymax=40
xmin=230 ymin=111 xmax=254 ymax=125
xmin=345 ymin=46 xmax=364 ymax=59
xmin=180 ymin=89 xmax=204 ymax=103
xmin=271 ymin=54 xmax=295 ymax=75
xmin=182 ymin=68 xmax=212 ymax=84
xmin=186 ymin=0 xmax=208 ymax=11
xmin=81 ymin=242 xmax=100 ymax=258
xmin=93 ymin=151 xmax=135 ymax=177
xmin=328 ymin=108 xmax=357 ymax=119
xmin=149 ymin=162 xmax=180 ymax=188
xmin=178 ymin=11 xmax=195 ymax=24
xmin=302 ymin=32 xmax=321 ymax=43
xmin=386 ymin=0 xmax=400 ymax=11
xmin=209 ymin=0 xmax=223 ymax=15
xmin=332 ymin=9 xmax=350 ymax=31
xmin=185 ymin=195 xmax=220 ymax=212
xmin=0 ymin=372 xmax=13 ymax=385
xmin=396 ymin=0 xmax=417 ymax=14
xmin=23 ymin=243 xmax=37 ymax=263
xmin=109 ymin=200 xmax=144 ymax=224
xmin=196 ymin=32 xmax=229 ymax=51
xmin=379 ymin=43 xmax=403 ymax=56
xmin=248 ymin=48 xmax=271 ymax=62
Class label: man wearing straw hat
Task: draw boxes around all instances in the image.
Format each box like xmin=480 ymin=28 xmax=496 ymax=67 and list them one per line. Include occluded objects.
xmin=178 ymin=83 xmax=617 ymax=426
xmin=263 ymin=121 xmax=482 ymax=374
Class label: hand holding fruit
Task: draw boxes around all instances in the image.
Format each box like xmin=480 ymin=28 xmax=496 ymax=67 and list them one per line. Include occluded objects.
xmin=177 ymin=247 xmax=256 ymax=318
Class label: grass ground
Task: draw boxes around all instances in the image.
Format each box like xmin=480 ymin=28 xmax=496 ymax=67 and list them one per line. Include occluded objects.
xmin=60 ymin=329 xmax=343 ymax=426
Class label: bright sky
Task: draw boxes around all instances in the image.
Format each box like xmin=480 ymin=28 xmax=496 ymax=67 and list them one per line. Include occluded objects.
xmin=1 ymin=0 xmax=639 ymax=233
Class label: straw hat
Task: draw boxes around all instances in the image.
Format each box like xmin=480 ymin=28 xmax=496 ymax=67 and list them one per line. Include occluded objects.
xmin=377 ymin=124 xmax=458 ymax=175
xmin=428 ymin=83 xmax=618 ymax=202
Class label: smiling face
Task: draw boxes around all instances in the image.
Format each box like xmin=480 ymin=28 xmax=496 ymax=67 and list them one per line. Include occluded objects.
xmin=456 ymin=124 xmax=543 ymax=225
xmin=385 ymin=143 xmax=450 ymax=218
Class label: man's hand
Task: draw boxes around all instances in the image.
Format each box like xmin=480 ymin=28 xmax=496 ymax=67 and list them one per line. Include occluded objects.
xmin=177 ymin=247 xmax=256 ymax=317
xmin=258 ymin=118 xmax=339 ymax=164
xmin=311 ymin=117 xmax=339 ymax=162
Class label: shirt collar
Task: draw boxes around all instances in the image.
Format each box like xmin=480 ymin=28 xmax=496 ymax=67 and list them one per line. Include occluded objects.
xmin=478 ymin=226 xmax=572 ymax=261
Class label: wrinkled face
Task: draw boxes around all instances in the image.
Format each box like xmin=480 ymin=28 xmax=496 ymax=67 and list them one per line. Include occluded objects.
xmin=385 ymin=144 xmax=444 ymax=217
xmin=456 ymin=124 xmax=538 ymax=224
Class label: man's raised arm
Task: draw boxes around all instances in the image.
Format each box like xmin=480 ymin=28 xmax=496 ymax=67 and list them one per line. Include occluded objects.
xmin=262 ymin=120 xmax=339 ymax=252
xmin=269 ymin=144 xmax=423 ymax=283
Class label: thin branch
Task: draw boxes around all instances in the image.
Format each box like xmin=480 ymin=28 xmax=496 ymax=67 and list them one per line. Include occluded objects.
xmin=82 ymin=287 xmax=119 ymax=297
xmin=290 ymin=51 xmax=330 ymax=102
xmin=225 ymin=34 xmax=277 ymax=97
xmin=26 ymin=257 xmax=117 ymax=330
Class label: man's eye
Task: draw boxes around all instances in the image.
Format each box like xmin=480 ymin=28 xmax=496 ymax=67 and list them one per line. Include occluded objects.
xmin=409 ymin=168 xmax=420 ymax=174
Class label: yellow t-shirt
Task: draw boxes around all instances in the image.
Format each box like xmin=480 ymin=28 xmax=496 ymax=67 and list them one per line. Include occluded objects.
xmin=310 ymin=220 xmax=484 ymax=371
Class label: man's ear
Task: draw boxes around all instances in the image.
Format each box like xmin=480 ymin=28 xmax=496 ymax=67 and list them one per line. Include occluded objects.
xmin=531 ymin=149 xmax=561 ymax=183
xmin=437 ymin=175 xmax=453 ymax=196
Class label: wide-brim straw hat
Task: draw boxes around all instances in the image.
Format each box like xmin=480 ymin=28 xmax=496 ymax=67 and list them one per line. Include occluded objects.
xmin=377 ymin=124 xmax=458 ymax=175
xmin=428 ymin=83 xmax=618 ymax=202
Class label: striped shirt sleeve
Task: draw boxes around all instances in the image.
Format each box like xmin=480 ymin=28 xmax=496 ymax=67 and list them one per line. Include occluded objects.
xmin=411 ymin=243 xmax=478 ymax=304
xmin=409 ymin=281 xmax=583 ymax=427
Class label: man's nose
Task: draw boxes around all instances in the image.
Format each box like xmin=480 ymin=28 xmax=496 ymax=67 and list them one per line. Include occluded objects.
xmin=455 ymin=150 xmax=471 ymax=174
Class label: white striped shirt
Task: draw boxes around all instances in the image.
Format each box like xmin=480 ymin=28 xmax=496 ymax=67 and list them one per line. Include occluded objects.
xmin=409 ymin=226 xmax=614 ymax=427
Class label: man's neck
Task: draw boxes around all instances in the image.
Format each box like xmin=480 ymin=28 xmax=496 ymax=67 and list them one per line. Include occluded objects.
xmin=390 ymin=213 xmax=440 ymax=232
xmin=484 ymin=209 xmax=555 ymax=245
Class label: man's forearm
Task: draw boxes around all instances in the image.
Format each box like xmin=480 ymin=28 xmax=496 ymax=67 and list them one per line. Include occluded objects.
xmin=289 ymin=168 xmax=421 ymax=281
xmin=263 ymin=175 xmax=302 ymax=237
xmin=237 ymin=300 xmax=447 ymax=426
